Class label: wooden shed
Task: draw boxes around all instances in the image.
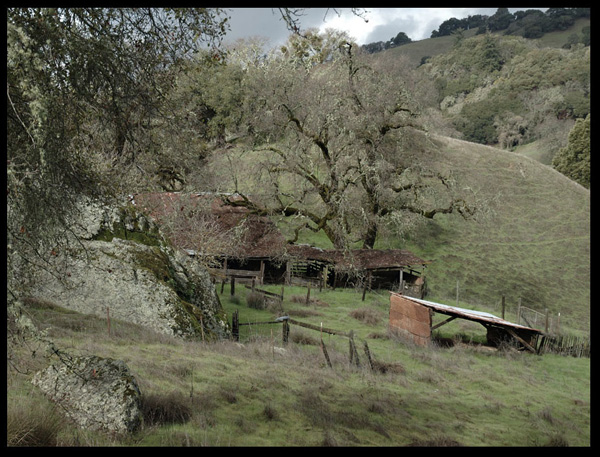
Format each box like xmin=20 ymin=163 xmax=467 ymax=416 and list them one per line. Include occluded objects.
xmin=389 ymin=293 xmax=543 ymax=352
xmin=287 ymin=245 xmax=429 ymax=297
xmin=133 ymin=192 xmax=289 ymax=284
xmin=133 ymin=192 xmax=429 ymax=292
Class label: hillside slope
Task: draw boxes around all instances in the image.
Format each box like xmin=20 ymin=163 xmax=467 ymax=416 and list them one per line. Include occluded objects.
xmin=208 ymin=130 xmax=590 ymax=333
xmin=390 ymin=132 xmax=590 ymax=333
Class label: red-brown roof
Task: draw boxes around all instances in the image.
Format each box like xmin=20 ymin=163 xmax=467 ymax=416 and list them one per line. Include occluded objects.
xmin=133 ymin=192 xmax=287 ymax=258
xmin=133 ymin=192 xmax=430 ymax=269
xmin=288 ymin=245 xmax=429 ymax=270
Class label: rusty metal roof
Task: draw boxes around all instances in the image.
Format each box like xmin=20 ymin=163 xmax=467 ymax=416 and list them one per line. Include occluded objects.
xmin=392 ymin=293 xmax=542 ymax=333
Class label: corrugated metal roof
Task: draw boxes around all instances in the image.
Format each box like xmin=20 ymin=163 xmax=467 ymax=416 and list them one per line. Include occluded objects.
xmin=392 ymin=293 xmax=542 ymax=333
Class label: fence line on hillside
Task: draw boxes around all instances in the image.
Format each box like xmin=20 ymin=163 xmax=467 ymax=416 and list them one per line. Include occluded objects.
xmin=537 ymin=334 xmax=590 ymax=357
xmin=230 ymin=310 xmax=374 ymax=370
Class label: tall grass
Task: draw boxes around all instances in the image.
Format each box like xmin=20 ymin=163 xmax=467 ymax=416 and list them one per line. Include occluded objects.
xmin=8 ymin=289 xmax=590 ymax=446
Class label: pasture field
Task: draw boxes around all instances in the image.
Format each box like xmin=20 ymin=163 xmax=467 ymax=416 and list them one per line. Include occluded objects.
xmin=8 ymin=285 xmax=590 ymax=446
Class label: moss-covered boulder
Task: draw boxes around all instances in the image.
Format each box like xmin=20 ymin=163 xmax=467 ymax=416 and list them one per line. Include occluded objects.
xmin=32 ymin=355 xmax=142 ymax=434
xmin=29 ymin=198 xmax=230 ymax=340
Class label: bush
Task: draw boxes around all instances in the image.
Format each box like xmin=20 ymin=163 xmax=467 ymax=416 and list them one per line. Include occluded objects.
xmin=140 ymin=391 xmax=192 ymax=426
xmin=7 ymin=395 xmax=66 ymax=446
xmin=246 ymin=291 xmax=266 ymax=310
xmin=349 ymin=308 xmax=382 ymax=326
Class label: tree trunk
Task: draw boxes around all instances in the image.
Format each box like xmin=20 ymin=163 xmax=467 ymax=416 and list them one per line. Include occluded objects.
xmin=362 ymin=223 xmax=377 ymax=249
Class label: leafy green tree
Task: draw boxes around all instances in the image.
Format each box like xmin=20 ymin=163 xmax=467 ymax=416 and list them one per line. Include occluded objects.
xmin=487 ymin=8 xmax=514 ymax=32
xmin=552 ymin=114 xmax=590 ymax=188
xmin=390 ymin=32 xmax=411 ymax=46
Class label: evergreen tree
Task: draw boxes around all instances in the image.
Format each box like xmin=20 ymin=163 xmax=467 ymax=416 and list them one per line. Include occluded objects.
xmin=552 ymin=114 xmax=590 ymax=188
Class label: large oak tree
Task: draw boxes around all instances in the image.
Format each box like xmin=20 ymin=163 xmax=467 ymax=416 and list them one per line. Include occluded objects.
xmin=224 ymin=31 xmax=476 ymax=249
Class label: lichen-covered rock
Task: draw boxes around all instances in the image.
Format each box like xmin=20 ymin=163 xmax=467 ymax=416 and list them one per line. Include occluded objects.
xmin=28 ymin=197 xmax=230 ymax=340
xmin=32 ymin=355 xmax=142 ymax=434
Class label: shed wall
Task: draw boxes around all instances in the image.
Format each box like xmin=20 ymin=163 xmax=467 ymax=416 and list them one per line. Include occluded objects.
xmin=389 ymin=294 xmax=431 ymax=346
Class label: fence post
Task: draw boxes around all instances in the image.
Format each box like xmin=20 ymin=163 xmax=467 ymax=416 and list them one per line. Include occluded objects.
xmin=231 ymin=276 xmax=235 ymax=296
xmin=363 ymin=341 xmax=374 ymax=371
xmin=321 ymin=338 xmax=333 ymax=368
xmin=501 ymin=295 xmax=505 ymax=319
xmin=232 ymin=310 xmax=239 ymax=341
xmin=348 ymin=330 xmax=360 ymax=367
xmin=282 ymin=319 xmax=289 ymax=344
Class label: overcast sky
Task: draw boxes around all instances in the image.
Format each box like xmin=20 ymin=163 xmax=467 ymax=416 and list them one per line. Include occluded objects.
xmin=223 ymin=8 xmax=547 ymax=48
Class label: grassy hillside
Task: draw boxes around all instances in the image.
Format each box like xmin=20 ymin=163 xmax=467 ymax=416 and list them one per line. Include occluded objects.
xmin=8 ymin=289 xmax=590 ymax=446
xmin=208 ymin=130 xmax=590 ymax=335
xmin=385 ymin=133 xmax=590 ymax=334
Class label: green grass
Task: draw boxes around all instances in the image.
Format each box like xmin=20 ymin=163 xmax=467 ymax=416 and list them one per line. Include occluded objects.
xmin=210 ymin=130 xmax=590 ymax=334
xmin=8 ymin=284 xmax=590 ymax=446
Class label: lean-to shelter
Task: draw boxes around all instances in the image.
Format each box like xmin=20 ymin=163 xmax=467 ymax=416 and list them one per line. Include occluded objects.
xmin=287 ymin=245 xmax=429 ymax=297
xmin=389 ymin=293 xmax=543 ymax=351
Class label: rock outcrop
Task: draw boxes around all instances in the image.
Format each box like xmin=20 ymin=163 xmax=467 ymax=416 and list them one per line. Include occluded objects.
xmin=28 ymin=197 xmax=230 ymax=340
xmin=32 ymin=355 xmax=142 ymax=434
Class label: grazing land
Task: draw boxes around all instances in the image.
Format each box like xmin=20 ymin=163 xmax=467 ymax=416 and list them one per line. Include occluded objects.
xmin=8 ymin=286 xmax=590 ymax=447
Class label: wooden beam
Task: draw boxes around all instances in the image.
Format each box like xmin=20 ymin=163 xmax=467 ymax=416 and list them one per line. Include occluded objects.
xmin=288 ymin=318 xmax=350 ymax=338
xmin=504 ymin=327 xmax=537 ymax=353
xmin=431 ymin=316 xmax=457 ymax=331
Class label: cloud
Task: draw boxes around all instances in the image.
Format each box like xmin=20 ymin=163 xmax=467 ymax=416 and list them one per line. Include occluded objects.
xmin=224 ymin=8 xmax=546 ymax=49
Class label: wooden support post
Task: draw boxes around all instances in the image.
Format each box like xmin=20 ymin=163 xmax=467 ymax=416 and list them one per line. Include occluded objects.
xmin=232 ymin=310 xmax=239 ymax=342
xmin=231 ymin=276 xmax=235 ymax=296
xmin=282 ymin=319 xmax=289 ymax=344
xmin=431 ymin=316 xmax=457 ymax=331
xmin=505 ymin=327 xmax=537 ymax=353
xmin=501 ymin=295 xmax=505 ymax=319
xmin=306 ymin=284 xmax=311 ymax=305
xmin=362 ymin=271 xmax=372 ymax=301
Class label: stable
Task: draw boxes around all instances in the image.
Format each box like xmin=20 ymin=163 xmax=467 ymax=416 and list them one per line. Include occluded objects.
xmin=389 ymin=293 xmax=543 ymax=352
xmin=133 ymin=192 xmax=430 ymax=293
xmin=133 ymin=192 xmax=289 ymax=284
xmin=287 ymin=245 xmax=429 ymax=298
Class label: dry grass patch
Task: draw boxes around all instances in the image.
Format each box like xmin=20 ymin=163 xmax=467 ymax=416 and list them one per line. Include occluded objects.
xmin=349 ymin=307 xmax=383 ymax=326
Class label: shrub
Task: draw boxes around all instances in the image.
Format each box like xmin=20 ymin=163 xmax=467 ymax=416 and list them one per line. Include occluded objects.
xmin=140 ymin=391 xmax=192 ymax=426
xmin=349 ymin=308 xmax=382 ymax=326
xmin=6 ymin=395 xmax=66 ymax=446
xmin=246 ymin=291 xmax=266 ymax=310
